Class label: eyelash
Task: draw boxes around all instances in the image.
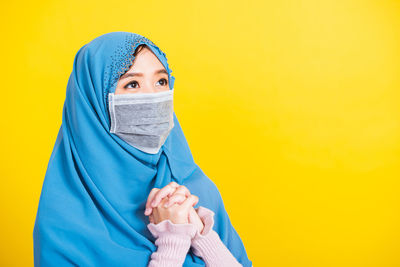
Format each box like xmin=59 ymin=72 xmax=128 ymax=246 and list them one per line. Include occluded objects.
xmin=124 ymin=78 xmax=168 ymax=89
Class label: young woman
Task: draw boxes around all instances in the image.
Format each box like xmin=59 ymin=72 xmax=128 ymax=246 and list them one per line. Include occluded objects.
xmin=33 ymin=31 xmax=252 ymax=267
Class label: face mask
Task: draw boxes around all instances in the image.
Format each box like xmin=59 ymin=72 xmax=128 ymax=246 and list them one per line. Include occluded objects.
xmin=108 ymin=89 xmax=175 ymax=154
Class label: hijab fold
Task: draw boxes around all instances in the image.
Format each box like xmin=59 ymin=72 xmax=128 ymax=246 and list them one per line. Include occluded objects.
xmin=33 ymin=31 xmax=252 ymax=267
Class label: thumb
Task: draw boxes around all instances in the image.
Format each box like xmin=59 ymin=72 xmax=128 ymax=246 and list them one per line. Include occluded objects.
xmin=188 ymin=207 xmax=197 ymax=224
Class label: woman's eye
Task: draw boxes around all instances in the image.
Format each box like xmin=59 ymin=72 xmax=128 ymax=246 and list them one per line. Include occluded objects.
xmin=125 ymin=81 xmax=138 ymax=89
xmin=157 ymin=78 xmax=168 ymax=86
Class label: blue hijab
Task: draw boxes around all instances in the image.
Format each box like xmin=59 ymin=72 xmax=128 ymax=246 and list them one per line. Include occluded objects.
xmin=33 ymin=31 xmax=252 ymax=267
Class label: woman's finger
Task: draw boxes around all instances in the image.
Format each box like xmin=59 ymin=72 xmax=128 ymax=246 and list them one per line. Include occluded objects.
xmin=163 ymin=193 xmax=187 ymax=208
xmin=172 ymin=185 xmax=191 ymax=198
xmin=163 ymin=185 xmax=191 ymax=208
xmin=149 ymin=214 xmax=154 ymax=224
xmin=168 ymin=181 xmax=180 ymax=189
xmin=144 ymin=182 xmax=181 ymax=215
xmin=150 ymin=184 xmax=178 ymax=208
xmin=180 ymin=194 xmax=199 ymax=211
xmin=144 ymin=188 xmax=160 ymax=215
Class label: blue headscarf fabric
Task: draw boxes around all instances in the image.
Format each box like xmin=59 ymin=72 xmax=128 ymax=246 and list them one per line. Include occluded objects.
xmin=33 ymin=31 xmax=252 ymax=267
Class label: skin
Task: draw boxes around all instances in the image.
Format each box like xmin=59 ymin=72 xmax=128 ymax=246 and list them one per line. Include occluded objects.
xmin=146 ymin=182 xmax=205 ymax=233
xmin=115 ymin=46 xmax=170 ymax=95
xmin=114 ymin=46 xmax=205 ymax=231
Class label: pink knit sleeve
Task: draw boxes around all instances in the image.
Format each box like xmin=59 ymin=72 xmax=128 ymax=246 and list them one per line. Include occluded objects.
xmin=191 ymin=206 xmax=243 ymax=267
xmin=147 ymin=219 xmax=197 ymax=267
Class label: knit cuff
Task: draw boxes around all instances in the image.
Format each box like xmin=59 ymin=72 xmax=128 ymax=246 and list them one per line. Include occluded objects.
xmin=194 ymin=206 xmax=215 ymax=236
xmin=147 ymin=219 xmax=197 ymax=239
xmin=191 ymin=206 xmax=242 ymax=267
xmin=147 ymin=220 xmax=197 ymax=267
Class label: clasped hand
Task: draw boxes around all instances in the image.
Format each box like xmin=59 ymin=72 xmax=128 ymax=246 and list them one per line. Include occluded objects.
xmin=144 ymin=182 xmax=204 ymax=234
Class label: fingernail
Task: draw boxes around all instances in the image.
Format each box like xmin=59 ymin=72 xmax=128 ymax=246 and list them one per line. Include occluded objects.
xmin=151 ymin=201 xmax=156 ymax=207
xmin=164 ymin=203 xmax=169 ymax=208
xmin=144 ymin=208 xmax=150 ymax=215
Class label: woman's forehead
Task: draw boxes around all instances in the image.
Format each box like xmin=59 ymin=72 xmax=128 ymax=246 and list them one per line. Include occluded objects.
xmin=130 ymin=46 xmax=167 ymax=71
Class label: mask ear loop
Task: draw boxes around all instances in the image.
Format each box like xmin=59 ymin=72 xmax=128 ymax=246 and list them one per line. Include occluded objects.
xmin=108 ymin=92 xmax=117 ymax=133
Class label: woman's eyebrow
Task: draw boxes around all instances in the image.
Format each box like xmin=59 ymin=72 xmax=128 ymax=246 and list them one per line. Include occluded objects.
xmin=120 ymin=69 xmax=168 ymax=80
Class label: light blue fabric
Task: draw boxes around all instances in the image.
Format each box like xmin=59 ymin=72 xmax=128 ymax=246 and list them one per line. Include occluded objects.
xmin=33 ymin=31 xmax=252 ymax=267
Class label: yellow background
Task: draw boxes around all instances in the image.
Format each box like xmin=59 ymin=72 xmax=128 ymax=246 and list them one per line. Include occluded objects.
xmin=1 ymin=0 xmax=399 ymax=266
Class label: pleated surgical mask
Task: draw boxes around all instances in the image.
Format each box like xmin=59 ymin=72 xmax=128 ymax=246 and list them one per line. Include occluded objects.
xmin=108 ymin=89 xmax=174 ymax=154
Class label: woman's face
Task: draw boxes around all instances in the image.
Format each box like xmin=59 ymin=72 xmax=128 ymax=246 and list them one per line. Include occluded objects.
xmin=115 ymin=46 xmax=170 ymax=95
